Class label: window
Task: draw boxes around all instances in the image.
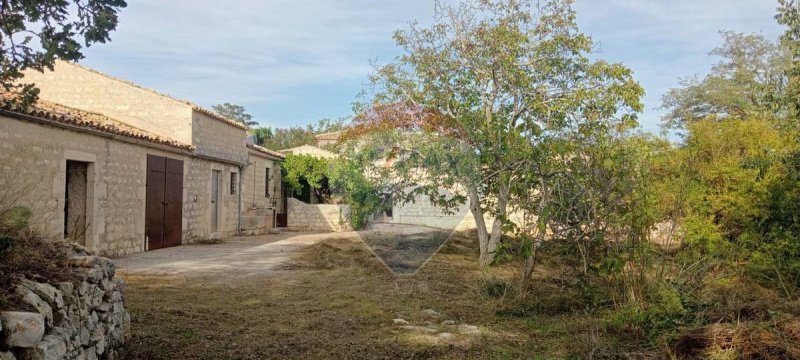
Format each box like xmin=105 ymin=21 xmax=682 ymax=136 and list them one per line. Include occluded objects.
xmin=265 ymin=167 xmax=271 ymax=197
xmin=230 ymin=172 xmax=237 ymax=195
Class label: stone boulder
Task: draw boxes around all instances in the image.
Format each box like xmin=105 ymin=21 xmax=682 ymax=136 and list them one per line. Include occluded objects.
xmin=0 ymin=312 xmax=45 ymax=348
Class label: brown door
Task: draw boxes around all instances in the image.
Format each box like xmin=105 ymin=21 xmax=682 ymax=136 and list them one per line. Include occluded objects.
xmin=163 ymin=158 xmax=184 ymax=248
xmin=146 ymin=155 xmax=184 ymax=250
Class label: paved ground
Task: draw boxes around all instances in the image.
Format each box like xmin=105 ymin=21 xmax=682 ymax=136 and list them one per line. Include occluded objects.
xmin=113 ymin=231 xmax=358 ymax=278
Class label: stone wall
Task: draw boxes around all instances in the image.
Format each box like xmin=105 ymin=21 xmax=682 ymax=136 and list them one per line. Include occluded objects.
xmin=286 ymin=198 xmax=352 ymax=232
xmin=381 ymin=192 xmax=474 ymax=230
xmin=191 ymin=111 xmax=248 ymax=164
xmin=241 ymin=150 xmax=282 ymax=213
xmin=23 ymin=61 xmax=195 ymax=145
xmin=0 ymin=114 xmax=240 ymax=256
xmin=182 ymin=157 xmax=241 ymax=240
xmin=239 ymin=151 xmax=282 ymax=235
xmin=0 ymin=245 xmax=130 ymax=359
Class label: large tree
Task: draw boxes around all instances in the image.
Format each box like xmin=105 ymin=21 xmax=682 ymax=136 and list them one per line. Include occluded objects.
xmin=212 ymin=103 xmax=258 ymax=127
xmin=350 ymin=0 xmax=643 ymax=266
xmin=1 ymin=0 xmax=127 ymax=103
xmin=777 ymin=0 xmax=800 ymax=120
xmin=660 ymin=31 xmax=790 ymax=129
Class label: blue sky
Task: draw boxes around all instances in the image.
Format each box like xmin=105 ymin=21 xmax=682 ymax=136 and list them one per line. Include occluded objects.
xmin=80 ymin=0 xmax=784 ymax=132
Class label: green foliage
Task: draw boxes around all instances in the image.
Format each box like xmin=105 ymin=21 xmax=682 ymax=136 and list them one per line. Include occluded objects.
xmin=0 ymin=0 xmax=127 ymax=104
xmin=281 ymin=154 xmax=330 ymax=198
xmin=250 ymin=127 xmax=273 ymax=146
xmin=356 ymin=0 xmax=644 ymax=266
xmin=653 ymin=117 xmax=800 ymax=289
xmin=777 ymin=0 xmax=800 ymax=118
xmin=1 ymin=206 xmax=32 ymax=234
xmin=281 ymin=153 xmax=386 ymax=230
xmin=604 ymin=284 xmax=687 ymax=343
xmin=328 ymin=160 xmax=386 ymax=230
xmin=251 ymin=117 xmax=348 ymax=150
xmin=212 ymin=103 xmax=258 ymax=127
xmin=660 ymin=32 xmax=790 ymax=129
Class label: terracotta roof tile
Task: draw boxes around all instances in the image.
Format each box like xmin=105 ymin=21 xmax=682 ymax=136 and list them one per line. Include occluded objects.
xmin=0 ymin=95 xmax=195 ymax=151
xmin=314 ymin=131 xmax=344 ymax=141
xmin=246 ymin=143 xmax=285 ymax=159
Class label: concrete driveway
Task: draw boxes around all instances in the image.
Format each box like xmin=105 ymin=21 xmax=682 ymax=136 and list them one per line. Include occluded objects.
xmin=113 ymin=231 xmax=358 ymax=278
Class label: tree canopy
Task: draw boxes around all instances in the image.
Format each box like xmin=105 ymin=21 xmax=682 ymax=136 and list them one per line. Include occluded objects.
xmin=1 ymin=0 xmax=128 ymax=104
xmin=349 ymin=0 xmax=643 ymax=266
xmin=660 ymin=31 xmax=790 ymax=129
xmin=253 ymin=117 xmax=348 ymax=150
xmin=212 ymin=103 xmax=258 ymax=127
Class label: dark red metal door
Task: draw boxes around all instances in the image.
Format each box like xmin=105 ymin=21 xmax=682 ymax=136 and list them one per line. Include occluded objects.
xmin=145 ymin=155 xmax=184 ymax=250
xmin=146 ymin=155 xmax=166 ymax=250
xmin=163 ymin=158 xmax=184 ymax=248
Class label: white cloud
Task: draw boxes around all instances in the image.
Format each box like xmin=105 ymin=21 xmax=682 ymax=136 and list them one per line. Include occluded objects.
xmin=79 ymin=0 xmax=785 ymax=129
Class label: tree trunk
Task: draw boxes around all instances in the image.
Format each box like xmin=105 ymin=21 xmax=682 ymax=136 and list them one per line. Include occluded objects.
xmin=468 ymin=182 xmax=508 ymax=267
xmin=487 ymin=184 xmax=509 ymax=265
xmin=521 ymin=181 xmax=549 ymax=289
xmin=467 ymin=184 xmax=492 ymax=267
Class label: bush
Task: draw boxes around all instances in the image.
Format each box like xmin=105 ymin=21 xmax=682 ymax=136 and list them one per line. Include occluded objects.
xmin=603 ymin=283 xmax=688 ymax=343
xmin=0 ymin=206 xmax=74 ymax=309
xmin=0 ymin=205 xmax=31 ymax=233
xmin=480 ymin=277 xmax=516 ymax=299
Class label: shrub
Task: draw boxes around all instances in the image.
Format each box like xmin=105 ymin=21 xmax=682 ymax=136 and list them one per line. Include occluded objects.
xmin=0 ymin=206 xmax=74 ymax=309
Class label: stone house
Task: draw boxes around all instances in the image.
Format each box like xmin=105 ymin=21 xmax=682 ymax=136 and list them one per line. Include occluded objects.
xmin=0 ymin=61 xmax=284 ymax=257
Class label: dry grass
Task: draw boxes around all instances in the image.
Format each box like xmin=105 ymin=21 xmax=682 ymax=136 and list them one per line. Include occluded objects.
xmin=0 ymin=229 xmax=75 ymax=311
xmin=119 ymin=231 xmax=602 ymax=359
xmin=112 ymin=229 xmax=800 ymax=359
xmin=191 ymin=238 xmax=226 ymax=245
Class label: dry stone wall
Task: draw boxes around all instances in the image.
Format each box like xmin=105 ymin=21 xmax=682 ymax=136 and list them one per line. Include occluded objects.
xmin=0 ymin=244 xmax=129 ymax=359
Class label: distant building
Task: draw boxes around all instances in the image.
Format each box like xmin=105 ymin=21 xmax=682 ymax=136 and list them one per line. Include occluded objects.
xmin=277 ymin=129 xmax=482 ymax=232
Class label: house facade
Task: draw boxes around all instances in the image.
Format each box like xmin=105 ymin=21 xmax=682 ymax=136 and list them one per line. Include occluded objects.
xmin=0 ymin=61 xmax=283 ymax=257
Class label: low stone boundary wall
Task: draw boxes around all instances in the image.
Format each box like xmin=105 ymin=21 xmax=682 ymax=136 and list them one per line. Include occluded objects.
xmin=286 ymin=198 xmax=352 ymax=232
xmin=0 ymin=245 xmax=129 ymax=359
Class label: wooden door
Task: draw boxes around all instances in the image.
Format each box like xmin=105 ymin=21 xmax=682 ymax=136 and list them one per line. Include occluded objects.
xmin=145 ymin=155 xmax=184 ymax=250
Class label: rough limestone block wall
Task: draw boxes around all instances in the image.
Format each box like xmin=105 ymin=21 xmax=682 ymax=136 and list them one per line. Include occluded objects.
xmin=22 ymin=61 xmax=195 ymax=145
xmin=388 ymin=193 xmax=473 ymax=230
xmin=0 ymin=114 xmax=247 ymax=255
xmin=0 ymin=245 xmax=130 ymax=359
xmin=191 ymin=112 xmax=247 ymax=164
xmin=0 ymin=114 xmax=190 ymax=257
xmin=379 ymin=193 xmax=527 ymax=233
xmin=182 ymin=158 xmax=240 ymax=240
xmin=241 ymin=152 xmax=281 ymax=211
xmin=286 ymin=198 xmax=352 ymax=232
xmin=240 ymin=208 xmax=275 ymax=235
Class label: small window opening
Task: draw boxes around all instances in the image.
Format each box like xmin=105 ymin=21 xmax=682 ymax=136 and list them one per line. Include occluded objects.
xmin=265 ymin=167 xmax=271 ymax=197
